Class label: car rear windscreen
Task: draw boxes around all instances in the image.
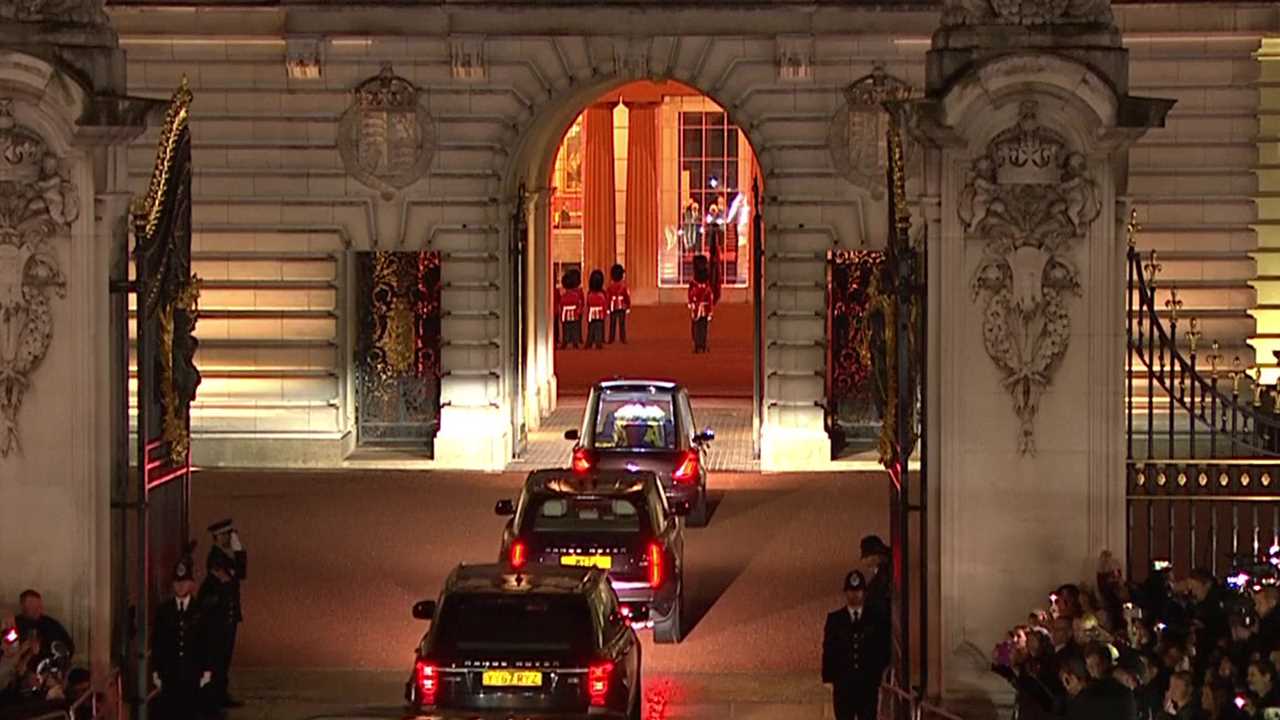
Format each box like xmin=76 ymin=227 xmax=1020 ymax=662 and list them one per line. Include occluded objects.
xmin=434 ymin=594 xmax=593 ymax=653
xmin=590 ymin=391 xmax=676 ymax=450
xmin=531 ymin=496 xmax=643 ymax=533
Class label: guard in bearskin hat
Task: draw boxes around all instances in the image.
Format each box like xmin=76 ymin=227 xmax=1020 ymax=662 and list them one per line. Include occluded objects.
xmin=688 ymin=255 xmax=714 ymax=353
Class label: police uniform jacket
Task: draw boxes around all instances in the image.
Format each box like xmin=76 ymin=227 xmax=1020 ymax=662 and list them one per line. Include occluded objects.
xmin=822 ymin=606 xmax=890 ymax=691
xmin=152 ymin=596 xmax=210 ymax=690
xmin=196 ymin=576 xmax=237 ymax=663
xmin=206 ymin=545 xmax=246 ymax=623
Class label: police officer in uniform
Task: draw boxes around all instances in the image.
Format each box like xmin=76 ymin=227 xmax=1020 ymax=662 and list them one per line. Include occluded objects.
xmin=151 ymin=554 xmax=213 ymax=720
xmin=197 ymin=548 xmax=239 ymax=711
xmin=822 ymin=570 xmax=891 ymax=720
xmin=206 ymin=519 xmax=246 ymax=707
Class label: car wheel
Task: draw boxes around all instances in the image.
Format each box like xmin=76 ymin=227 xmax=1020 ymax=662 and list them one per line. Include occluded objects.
xmin=685 ymin=488 xmax=708 ymax=528
xmin=653 ymin=588 xmax=683 ymax=644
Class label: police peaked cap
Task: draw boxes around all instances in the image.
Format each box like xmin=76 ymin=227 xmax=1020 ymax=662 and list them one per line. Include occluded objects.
xmin=860 ymin=535 xmax=891 ymax=558
xmin=173 ymin=557 xmax=194 ymax=582
xmin=207 ymin=519 xmax=234 ymax=535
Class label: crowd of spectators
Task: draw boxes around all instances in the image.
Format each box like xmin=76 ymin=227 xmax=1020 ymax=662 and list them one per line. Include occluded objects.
xmin=0 ymin=590 xmax=92 ymax=720
xmin=992 ymin=549 xmax=1280 ymax=720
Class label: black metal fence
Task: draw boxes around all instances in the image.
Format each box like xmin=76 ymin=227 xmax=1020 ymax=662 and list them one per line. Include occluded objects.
xmin=1126 ymin=226 xmax=1280 ymax=579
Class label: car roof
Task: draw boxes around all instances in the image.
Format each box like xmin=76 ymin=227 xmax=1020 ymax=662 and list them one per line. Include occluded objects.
xmin=524 ymin=469 xmax=659 ymax=497
xmin=446 ymin=563 xmax=602 ymax=595
xmin=597 ymin=379 xmax=681 ymax=392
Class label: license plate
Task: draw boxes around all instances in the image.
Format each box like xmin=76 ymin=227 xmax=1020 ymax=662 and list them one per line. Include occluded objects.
xmin=482 ymin=670 xmax=543 ymax=687
xmin=560 ymin=554 xmax=612 ymax=570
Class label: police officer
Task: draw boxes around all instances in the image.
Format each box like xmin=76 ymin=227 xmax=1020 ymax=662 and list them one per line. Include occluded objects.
xmin=822 ymin=570 xmax=891 ymax=720
xmin=197 ymin=549 xmax=239 ymax=711
xmin=206 ymin=519 xmax=246 ymax=707
xmin=151 ymin=554 xmax=213 ymax=720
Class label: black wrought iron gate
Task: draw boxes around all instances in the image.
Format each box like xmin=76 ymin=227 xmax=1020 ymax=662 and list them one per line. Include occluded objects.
xmin=353 ymin=251 xmax=442 ymax=449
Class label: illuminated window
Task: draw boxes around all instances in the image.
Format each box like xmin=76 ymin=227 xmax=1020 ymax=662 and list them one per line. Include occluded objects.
xmin=660 ymin=110 xmax=751 ymax=287
xmin=550 ymin=114 xmax=585 ymax=280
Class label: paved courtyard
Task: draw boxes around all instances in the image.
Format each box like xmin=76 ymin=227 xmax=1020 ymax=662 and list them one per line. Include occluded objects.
xmin=189 ymin=468 xmax=889 ymax=718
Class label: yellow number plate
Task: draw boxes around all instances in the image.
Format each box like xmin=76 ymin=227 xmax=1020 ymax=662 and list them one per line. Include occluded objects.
xmin=560 ymin=554 xmax=612 ymax=570
xmin=482 ymin=670 xmax=543 ymax=687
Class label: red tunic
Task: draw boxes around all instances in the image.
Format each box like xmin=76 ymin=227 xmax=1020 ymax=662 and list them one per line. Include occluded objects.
xmin=606 ymin=281 xmax=631 ymax=313
xmin=560 ymin=288 xmax=584 ymax=322
xmin=586 ymin=290 xmax=608 ymax=322
xmin=688 ymin=282 xmax=714 ymax=320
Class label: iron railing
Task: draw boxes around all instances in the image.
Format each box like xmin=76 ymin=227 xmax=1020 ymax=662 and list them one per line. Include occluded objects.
xmin=1126 ymin=213 xmax=1280 ymax=578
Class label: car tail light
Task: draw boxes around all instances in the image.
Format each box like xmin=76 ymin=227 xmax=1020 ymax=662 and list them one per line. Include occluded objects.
xmin=414 ymin=659 xmax=437 ymax=704
xmin=572 ymin=447 xmax=595 ymax=474
xmin=672 ymin=449 xmax=699 ymax=484
xmin=588 ymin=661 xmax=614 ymax=706
xmin=509 ymin=540 xmax=528 ymax=569
xmin=647 ymin=542 xmax=664 ymax=588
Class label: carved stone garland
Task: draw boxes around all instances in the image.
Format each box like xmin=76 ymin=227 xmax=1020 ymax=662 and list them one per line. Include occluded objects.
xmin=0 ymin=99 xmax=79 ymax=457
xmin=960 ymin=100 xmax=1100 ymax=454
xmin=0 ymin=0 xmax=107 ymax=25
xmin=829 ymin=65 xmax=915 ymax=200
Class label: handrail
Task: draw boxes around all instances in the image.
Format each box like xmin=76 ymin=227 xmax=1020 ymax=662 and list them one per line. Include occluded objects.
xmin=877 ymin=682 xmax=964 ymax=720
xmin=1126 ymin=243 xmax=1278 ymax=459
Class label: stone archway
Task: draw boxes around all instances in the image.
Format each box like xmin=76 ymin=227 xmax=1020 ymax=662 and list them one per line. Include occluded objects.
xmin=497 ymin=71 xmax=774 ymax=458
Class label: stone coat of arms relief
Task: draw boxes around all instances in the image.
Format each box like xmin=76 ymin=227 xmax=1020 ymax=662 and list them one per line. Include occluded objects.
xmin=960 ymin=100 xmax=1100 ymax=455
xmin=829 ymin=66 xmax=915 ymax=200
xmin=338 ymin=64 xmax=435 ymax=201
xmin=942 ymin=0 xmax=1113 ymax=26
xmin=0 ymin=99 xmax=78 ymax=457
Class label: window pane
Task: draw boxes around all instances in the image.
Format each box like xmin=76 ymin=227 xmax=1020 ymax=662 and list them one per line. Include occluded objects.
xmin=706 ymin=128 xmax=725 ymax=159
xmin=726 ymin=130 xmax=739 ymax=160
xmin=681 ymin=127 xmax=701 ymax=157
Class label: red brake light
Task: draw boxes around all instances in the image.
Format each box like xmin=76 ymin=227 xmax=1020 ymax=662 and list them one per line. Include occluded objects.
xmin=414 ymin=659 xmax=437 ymax=704
xmin=672 ymin=449 xmax=699 ymax=484
xmin=588 ymin=661 xmax=614 ymax=706
xmin=647 ymin=542 xmax=664 ymax=588
xmin=510 ymin=540 xmax=527 ymax=569
xmin=572 ymin=447 xmax=594 ymax=474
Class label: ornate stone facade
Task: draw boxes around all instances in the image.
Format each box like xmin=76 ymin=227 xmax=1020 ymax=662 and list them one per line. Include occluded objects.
xmin=0 ymin=0 xmax=106 ymax=25
xmin=829 ymin=65 xmax=914 ymax=200
xmin=960 ymin=100 xmax=1099 ymax=454
xmin=337 ymin=64 xmax=434 ymax=201
xmin=0 ymin=99 xmax=77 ymax=457
xmin=942 ymin=0 xmax=1112 ymax=26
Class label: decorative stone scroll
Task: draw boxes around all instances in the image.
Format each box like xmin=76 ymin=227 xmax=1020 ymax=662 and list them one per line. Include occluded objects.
xmin=942 ymin=0 xmax=1113 ymax=26
xmin=961 ymin=100 xmax=1100 ymax=454
xmin=829 ymin=65 xmax=915 ymax=200
xmin=0 ymin=99 xmax=78 ymax=457
xmin=338 ymin=64 xmax=435 ymax=200
xmin=0 ymin=0 xmax=106 ymax=25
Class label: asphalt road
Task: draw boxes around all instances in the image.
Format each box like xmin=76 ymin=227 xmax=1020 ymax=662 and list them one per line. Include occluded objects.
xmin=190 ymin=469 xmax=889 ymax=678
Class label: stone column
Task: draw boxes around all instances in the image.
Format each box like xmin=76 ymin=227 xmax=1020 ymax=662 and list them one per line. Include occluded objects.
xmin=911 ymin=0 xmax=1173 ymax=706
xmin=0 ymin=0 xmax=151 ymax=676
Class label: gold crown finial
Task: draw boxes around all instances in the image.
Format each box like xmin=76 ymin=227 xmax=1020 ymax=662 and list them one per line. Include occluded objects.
xmin=1127 ymin=207 xmax=1141 ymax=247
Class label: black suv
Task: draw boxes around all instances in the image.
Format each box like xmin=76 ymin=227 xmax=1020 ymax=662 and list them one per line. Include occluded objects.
xmin=404 ymin=563 xmax=642 ymax=719
xmin=496 ymin=469 xmax=687 ymax=643
xmin=565 ymin=380 xmax=714 ymax=526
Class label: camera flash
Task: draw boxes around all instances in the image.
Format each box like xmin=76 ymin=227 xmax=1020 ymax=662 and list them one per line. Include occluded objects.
xmin=1235 ymin=696 xmax=1247 ymax=709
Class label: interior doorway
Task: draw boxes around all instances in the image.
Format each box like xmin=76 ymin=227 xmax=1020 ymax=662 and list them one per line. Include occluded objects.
xmin=514 ymin=80 xmax=764 ymax=470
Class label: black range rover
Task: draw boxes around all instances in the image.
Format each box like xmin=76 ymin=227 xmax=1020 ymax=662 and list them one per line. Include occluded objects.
xmin=404 ymin=563 xmax=642 ymax=719
xmin=495 ymin=469 xmax=686 ymax=643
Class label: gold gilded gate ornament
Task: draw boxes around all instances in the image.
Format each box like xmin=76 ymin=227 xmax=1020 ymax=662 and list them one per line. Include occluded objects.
xmin=828 ymin=65 xmax=915 ymax=200
xmin=338 ymin=64 xmax=435 ymax=200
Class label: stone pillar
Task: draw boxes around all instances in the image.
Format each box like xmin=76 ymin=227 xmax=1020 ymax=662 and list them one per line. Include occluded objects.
xmin=912 ymin=0 xmax=1173 ymax=706
xmin=0 ymin=0 xmax=151 ymax=675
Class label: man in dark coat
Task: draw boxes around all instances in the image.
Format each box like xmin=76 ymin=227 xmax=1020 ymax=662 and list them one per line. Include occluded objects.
xmin=15 ymin=590 xmax=74 ymax=658
xmin=198 ymin=548 xmax=240 ymax=711
xmin=859 ymin=535 xmax=892 ymax=625
xmin=823 ymin=570 xmax=891 ymax=720
xmin=150 ymin=555 xmax=213 ymax=720
xmin=205 ymin=519 xmax=246 ymax=707
xmin=1058 ymin=653 xmax=1138 ymax=720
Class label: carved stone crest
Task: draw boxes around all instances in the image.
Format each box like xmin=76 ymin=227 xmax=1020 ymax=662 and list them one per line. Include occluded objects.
xmin=0 ymin=99 xmax=78 ymax=457
xmin=961 ymin=100 xmax=1100 ymax=454
xmin=0 ymin=0 xmax=107 ymax=25
xmin=829 ymin=66 xmax=915 ymax=200
xmin=942 ymin=0 xmax=1113 ymax=26
xmin=338 ymin=64 xmax=435 ymax=200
